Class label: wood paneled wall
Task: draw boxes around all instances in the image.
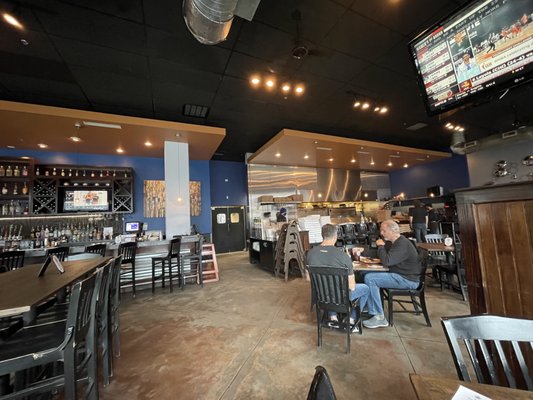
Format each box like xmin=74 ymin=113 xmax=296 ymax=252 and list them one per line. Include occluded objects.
xmin=455 ymin=182 xmax=533 ymax=317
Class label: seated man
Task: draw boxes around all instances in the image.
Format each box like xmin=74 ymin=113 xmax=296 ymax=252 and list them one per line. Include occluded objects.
xmin=306 ymin=223 xmax=369 ymax=333
xmin=363 ymin=219 xmax=421 ymax=329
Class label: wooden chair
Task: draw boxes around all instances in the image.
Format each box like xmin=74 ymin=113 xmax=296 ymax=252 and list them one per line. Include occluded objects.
xmin=151 ymin=237 xmax=182 ymax=293
xmin=118 ymin=242 xmax=137 ymax=297
xmin=308 ymin=265 xmax=362 ymax=354
xmin=0 ymin=270 xmax=100 ymax=399
xmin=307 ymin=365 xmax=337 ymax=400
xmin=441 ymin=314 xmax=533 ymax=390
xmin=108 ymin=256 xmax=123 ymax=362
xmin=45 ymin=246 xmax=70 ymax=262
xmin=380 ymin=249 xmax=431 ymax=327
xmin=0 ymin=250 xmax=25 ymax=272
xmin=84 ymin=243 xmax=107 ymax=257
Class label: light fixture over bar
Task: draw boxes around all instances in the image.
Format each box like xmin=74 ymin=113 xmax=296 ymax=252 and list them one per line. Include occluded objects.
xmin=82 ymin=121 xmax=122 ymax=129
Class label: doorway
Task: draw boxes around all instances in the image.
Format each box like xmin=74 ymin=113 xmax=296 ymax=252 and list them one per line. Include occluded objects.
xmin=211 ymin=206 xmax=246 ymax=253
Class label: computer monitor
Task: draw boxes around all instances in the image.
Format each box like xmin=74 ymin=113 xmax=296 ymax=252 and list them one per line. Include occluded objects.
xmin=125 ymin=221 xmax=142 ymax=234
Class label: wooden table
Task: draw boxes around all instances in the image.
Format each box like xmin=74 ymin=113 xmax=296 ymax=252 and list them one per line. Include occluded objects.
xmin=416 ymin=243 xmax=455 ymax=252
xmin=0 ymin=257 xmax=111 ymax=319
xmin=353 ymin=262 xmax=389 ymax=272
xmin=410 ymin=374 xmax=533 ymax=400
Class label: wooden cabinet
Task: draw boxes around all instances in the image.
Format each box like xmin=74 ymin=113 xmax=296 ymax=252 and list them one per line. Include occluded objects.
xmin=455 ymin=182 xmax=533 ymax=318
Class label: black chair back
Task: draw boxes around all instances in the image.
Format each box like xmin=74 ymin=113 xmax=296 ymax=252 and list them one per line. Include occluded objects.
xmin=118 ymin=241 xmax=137 ymax=264
xmin=342 ymin=224 xmax=356 ymax=244
xmin=308 ymin=265 xmax=361 ymax=353
xmin=0 ymin=250 xmax=25 ymax=272
xmin=441 ymin=315 xmax=533 ymax=390
xmin=307 ymin=365 xmax=337 ymax=400
xmin=46 ymin=246 xmax=70 ymax=262
xmin=168 ymin=237 xmax=181 ymax=258
xmin=85 ymin=243 xmax=107 ymax=257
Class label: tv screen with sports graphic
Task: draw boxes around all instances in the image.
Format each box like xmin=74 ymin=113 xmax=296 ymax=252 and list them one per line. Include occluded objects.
xmin=409 ymin=0 xmax=533 ymax=115
xmin=63 ymin=190 xmax=110 ymax=212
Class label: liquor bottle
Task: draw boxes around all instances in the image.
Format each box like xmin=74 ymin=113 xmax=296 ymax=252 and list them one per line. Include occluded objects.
xmin=13 ymin=183 xmax=18 ymax=195
xmin=68 ymin=169 xmax=72 ymax=177
xmin=0 ymin=165 xmax=4 ymax=176
xmin=61 ymin=169 xmax=65 ymax=176
xmin=36 ymin=167 xmax=40 ymax=176
xmin=91 ymin=171 xmax=95 ymax=177
xmin=13 ymin=166 xmax=20 ymax=177
xmin=1 ymin=183 xmax=7 ymax=195
xmin=22 ymin=165 xmax=29 ymax=176
xmin=6 ymin=165 xmax=13 ymax=177
xmin=100 ymin=170 xmax=103 ymax=177
xmin=52 ymin=167 xmax=57 ymax=176
xmin=30 ymin=227 xmax=35 ymax=240
xmin=45 ymin=169 xmax=49 ymax=176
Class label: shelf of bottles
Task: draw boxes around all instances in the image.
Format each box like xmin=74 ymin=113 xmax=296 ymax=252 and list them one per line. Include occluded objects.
xmin=0 ymin=213 xmax=125 ymax=251
xmin=32 ymin=165 xmax=133 ymax=215
xmin=0 ymin=158 xmax=33 ymax=217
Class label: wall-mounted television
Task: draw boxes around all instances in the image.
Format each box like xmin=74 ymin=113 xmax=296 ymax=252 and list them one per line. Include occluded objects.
xmin=62 ymin=189 xmax=110 ymax=212
xmin=408 ymin=0 xmax=533 ymax=116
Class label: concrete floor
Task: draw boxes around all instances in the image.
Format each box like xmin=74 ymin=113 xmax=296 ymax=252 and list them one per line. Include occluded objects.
xmin=101 ymin=252 xmax=470 ymax=400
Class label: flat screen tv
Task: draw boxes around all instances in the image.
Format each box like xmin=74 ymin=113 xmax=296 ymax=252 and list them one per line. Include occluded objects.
xmin=408 ymin=0 xmax=533 ymax=116
xmin=63 ymin=190 xmax=110 ymax=212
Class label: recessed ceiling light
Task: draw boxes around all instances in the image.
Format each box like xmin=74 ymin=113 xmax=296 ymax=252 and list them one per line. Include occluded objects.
xmin=304 ymin=154 xmax=309 ymax=159
xmin=362 ymin=102 xmax=370 ymax=110
xmin=353 ymin=101 xmax=361 ymax=108
xmin=116 ymin=147 xmax=124 ymax=153
xmin=2 ymin=13 xmax=23 ymax=29
xmin=175 ymin=133 xmax=181 ymax=137
xmin=70 ymin=136 xmax=81 ymax=142
xmin=370 ymin=160 xmax=375 ymax=166
xmin=388 ymin=161 xmax=393 ymax=166
xmin=38 ymin=143 xmax=48 ymax=149
xmin=350 ymin=159 xmax=356 ymax=163
xmin=374 ymin=106 xmax=381 ymax=112
xmin=275 ymin=152 xmax=281 ymax=157
xmin=250 ymin=76 xmax=261 ymax=86
xmin=403 ymin=163 xmax=409 ymax=168
xmin=282 ymin=84 xmax=291 ymax=92
xmin=328 ymin=158 xmax=334 ymax=162
xmin=295 ymin=85 xmax=304 ymax=94
xmin=144 ymin=141 xmax=152 ymax=147
xmin=380 ymin=107 xmax=388 ymax=114
xmin=265 ymin=79 xmax=275 ymax=88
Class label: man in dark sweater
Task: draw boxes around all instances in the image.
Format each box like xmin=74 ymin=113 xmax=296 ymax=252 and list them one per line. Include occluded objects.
xmin=363 ymin=219 xmax=421 ymax=329
xmin=306 ymin=224 xmax=369 ymax=333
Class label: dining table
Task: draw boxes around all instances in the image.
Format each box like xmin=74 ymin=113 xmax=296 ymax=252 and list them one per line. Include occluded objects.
xmin=416 ymin=242 xmax=455 ymax=253
xmin=0 ymin=256 xmax=112 ymax=321
xmin=410 ymin=374 xmax=533 ymax=400
xmin=353 ymin=261 xmax=389 ymax=272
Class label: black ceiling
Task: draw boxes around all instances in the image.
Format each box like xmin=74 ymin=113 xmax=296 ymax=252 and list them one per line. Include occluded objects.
xmin=1 ymin=0 xmax=532 ymax=161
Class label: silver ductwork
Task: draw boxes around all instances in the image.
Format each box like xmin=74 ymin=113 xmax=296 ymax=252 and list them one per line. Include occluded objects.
xmin=183 ymin=0 xmax=261 ymax=45
xmin=450 ymin=126 xmax=533 ymax=155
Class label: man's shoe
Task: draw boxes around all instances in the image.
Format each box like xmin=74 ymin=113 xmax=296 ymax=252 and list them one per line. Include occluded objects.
xmin=363 ymin=316 xmax=389 ymax=329
xmin=350 ymin=324 xmax=359 ymax=333
xmin=328 ymin=321 xmax=340 ymax=329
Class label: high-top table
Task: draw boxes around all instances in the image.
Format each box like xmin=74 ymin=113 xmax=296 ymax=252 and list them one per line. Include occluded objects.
xmin=410 ymin=374 xmax=533 ymax=400
xmin=0 ymin=256 xmax=112 ymax=320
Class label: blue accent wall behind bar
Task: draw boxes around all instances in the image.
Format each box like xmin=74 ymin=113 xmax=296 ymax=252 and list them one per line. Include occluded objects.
xmin=209 ymin=160 xmax=248 ymax=206
xmin=389 ymin=153 xmax=469 ymax=198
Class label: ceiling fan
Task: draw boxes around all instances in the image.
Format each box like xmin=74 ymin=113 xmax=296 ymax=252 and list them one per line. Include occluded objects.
xmin=290 ymin=9 xmax=323 ymax=60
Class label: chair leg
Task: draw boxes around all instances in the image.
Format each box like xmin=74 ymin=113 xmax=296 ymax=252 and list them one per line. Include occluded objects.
xmin=151 ymin=260 xmax=156 ymax=294
xmin=419 ymin=291 xmax=432 ymax=327
xmin=102 ymin=326 xmax=111 ymax=387
xmin=387 ymin=291 xmax=394 ymax=327
xmin=316 ymin=309 xmax=322 ymax=347
xmin=411 ymin=295 xmax=421 ymax=314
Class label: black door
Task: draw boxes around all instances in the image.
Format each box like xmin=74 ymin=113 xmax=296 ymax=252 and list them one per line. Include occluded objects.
xmin=211 ymin=206 xmax=246 ymax=253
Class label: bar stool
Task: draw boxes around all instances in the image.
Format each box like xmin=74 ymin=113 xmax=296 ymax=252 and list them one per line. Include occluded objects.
xmin=0 ymin=250 xmax=25 ymax=272
xmin=151 ymin=237 xmax=181 ymax=293
xmin=118 ymin=242 xmax=137 ymax=297
xmin=85 ymin=243 xmax=107 ymax=257
xmin=45 ymin=246 xmax=70 ymax=262
xmin=181 ymin=235 xmax=203 ymax=287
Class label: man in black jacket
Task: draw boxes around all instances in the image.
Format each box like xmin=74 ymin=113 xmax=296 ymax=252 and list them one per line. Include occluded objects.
xmin=363 ymin=220 xmax=421 ymax=329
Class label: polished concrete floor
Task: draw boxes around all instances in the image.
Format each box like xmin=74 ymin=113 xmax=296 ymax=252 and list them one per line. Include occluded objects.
xmin=101 ymin=252 xmax=470 ymax=400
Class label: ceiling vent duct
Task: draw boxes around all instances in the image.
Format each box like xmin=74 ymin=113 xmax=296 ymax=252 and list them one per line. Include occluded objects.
xmin=183 ymin=0 xmax=261 ymax=45
xmin=450 ymin=126 xmax=533 ymax=155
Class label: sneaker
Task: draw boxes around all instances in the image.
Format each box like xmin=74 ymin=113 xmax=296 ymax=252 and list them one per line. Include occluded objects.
xmin=327 ymin=316 xmax=340 ymax=329
xmin=350 ymin=324 xmax=359 ymax=333
xmin=363 ymin=316 xmax=389 ymax=329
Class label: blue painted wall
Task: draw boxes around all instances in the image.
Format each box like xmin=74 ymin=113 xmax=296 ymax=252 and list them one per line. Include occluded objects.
xmin=389 ymin=153 xmax=469 ymax=198
xmin=209 ymin=160 xmax=248 ymax=206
